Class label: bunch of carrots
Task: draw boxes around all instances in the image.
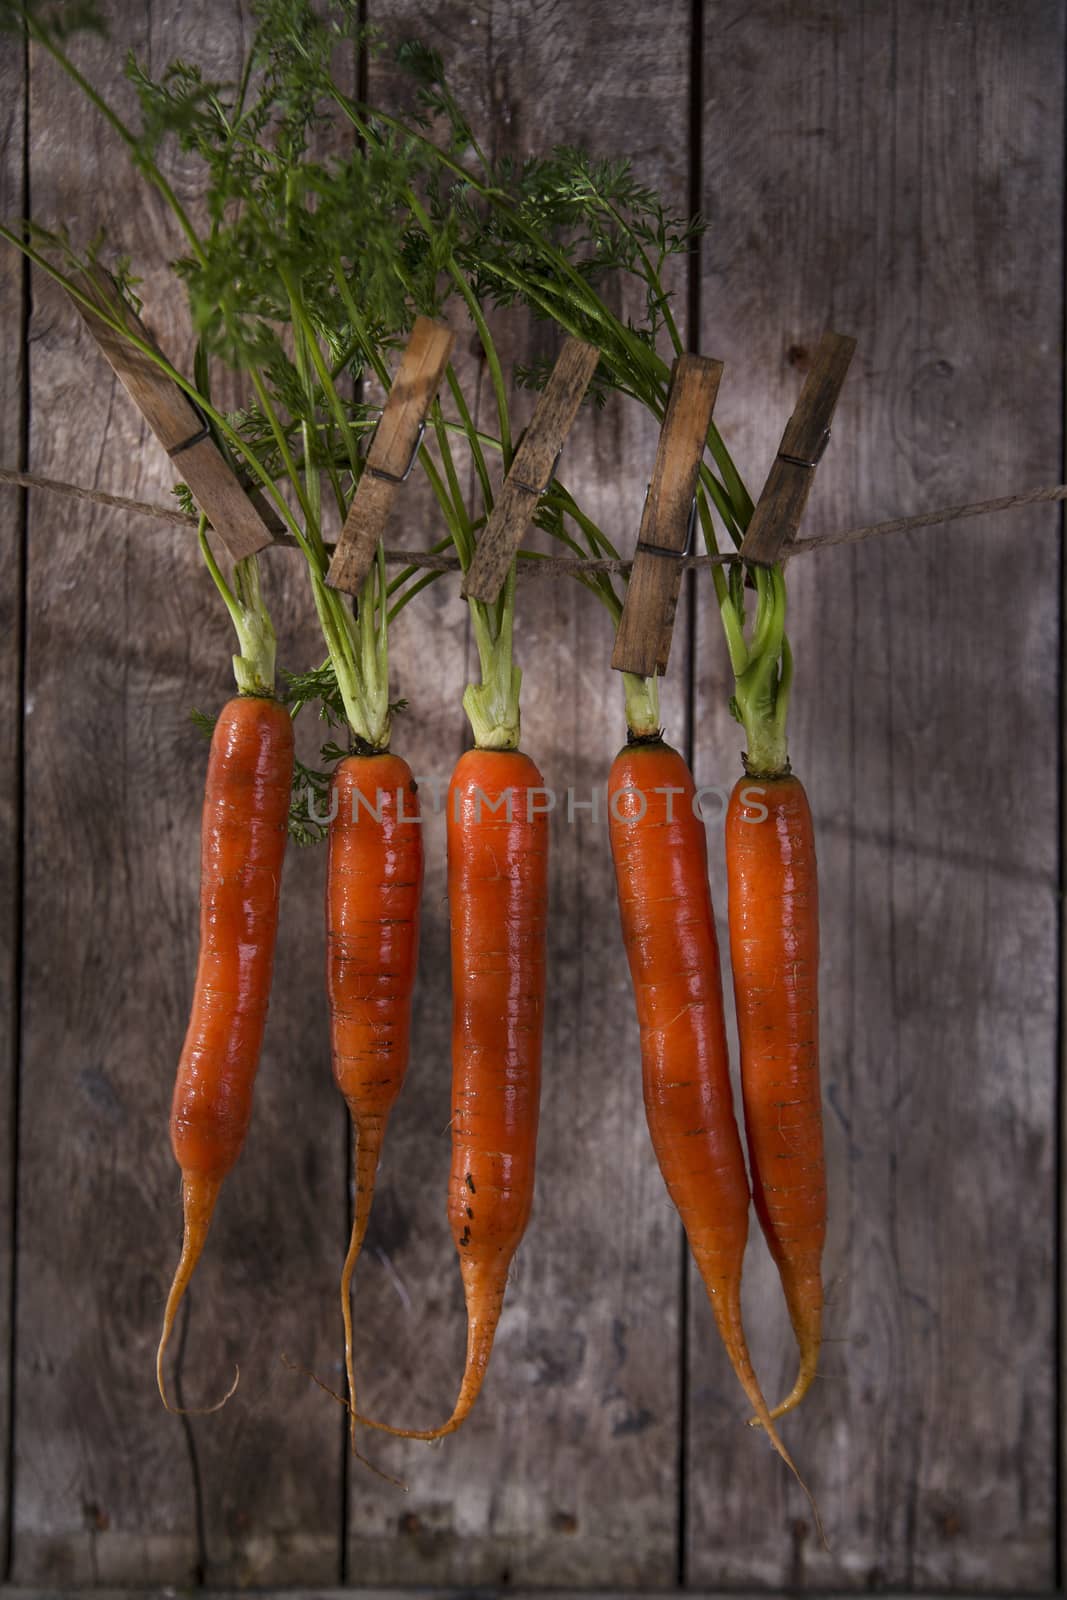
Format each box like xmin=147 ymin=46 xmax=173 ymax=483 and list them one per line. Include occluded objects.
xmin=3 ymin=0 xmax=827 ymax=1520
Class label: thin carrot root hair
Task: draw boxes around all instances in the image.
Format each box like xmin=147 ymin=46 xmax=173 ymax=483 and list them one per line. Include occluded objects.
xmin=156 ymin=1173 xmax=239 ymax=1415
xmin=341 ymin=1122 xmax=384 ymax=1456
xmin=280 ymin=1354 xmax=410 ymax=1490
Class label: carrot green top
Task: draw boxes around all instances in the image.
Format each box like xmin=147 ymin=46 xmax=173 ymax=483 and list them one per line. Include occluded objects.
xmin=1 ymin=0 xmax=794 ymax=770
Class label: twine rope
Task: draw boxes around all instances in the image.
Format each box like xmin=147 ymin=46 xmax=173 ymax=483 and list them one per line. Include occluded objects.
xmin=1 ymin=465 xmax=1064 ymax=574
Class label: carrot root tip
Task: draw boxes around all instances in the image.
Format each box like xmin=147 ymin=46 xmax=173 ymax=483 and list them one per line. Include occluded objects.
xmin=158 ymin=1362 xmax=240 ymax=1417
xmin=156 ymin=1173 xmax=224 ymax=1412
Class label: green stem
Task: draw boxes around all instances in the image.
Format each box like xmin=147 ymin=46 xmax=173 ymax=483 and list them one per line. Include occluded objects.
xmin=354 ymin=86 xmax=761 ymax=564
xmin=432 ymin=398 xmax=468 ymax=535
xmin=422 ymin=451 xmax=472 ymax=564
xmin=623 ymin=672 xmax=661 ymax=739
xmin=455 ymin=271 xmax=512 ymax=465
xmin=718 ymin=564 xmax=750 ymax=679
xmin=249 ymin=367 xmax=316 ymax=530
xmin=284 ymin=268 xmax=361 ymax=482
xmin=547 ymin=484 xmax=621 ymax=559
xmin=332 ymin=256 xmax=488 ymax=575
xmin=387 ymin=565 xmax=445 ymax=623
xmin=336 ymin=97 xmax=661 ymax=443
xmin=429 ymin=407 xmax=476 ymax=569
xmin=446 ymin=365 xmax=494 ymax=512
xmin=517 ymin=486 xmax=612 ymax=616
xmin=696 ymin=491 xmax=730 ymax=612
xmin=285 ymin=302 xmax=391 ymax=751
xmin=731 ymin=564 xmax=792 ymax=776
xmin=387 ymin=533 xmax=454 ymax=599
xmin=598 ymin=195 xmax=685 ymax=358
xmin=331 ymin=260 xmax=393 ymax=388
xmin=197 ymin=521 xmax=276 ymax=695
xmin=708 ymin=424 xmax=755 ymax=530
xmin=308 ymin=570 xmax=390 ymax=750
xmin=697 ymin=461 xmax=744 ymax=555
xmin=358 ymin=98 xmax=670 ymax=405
xmin=340 ymin=67 xmax=773 ymax=770
xmin=463 ymin=566 xmax=522 ymax=750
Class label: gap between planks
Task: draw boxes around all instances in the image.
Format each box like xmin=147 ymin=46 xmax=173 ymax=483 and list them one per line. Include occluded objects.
xmin=1058 ymin=30 xmax=1067 ymax=1574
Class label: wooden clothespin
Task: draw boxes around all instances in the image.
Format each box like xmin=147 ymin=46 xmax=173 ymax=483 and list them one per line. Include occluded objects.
xmin=327 ymin=316 xmax=455 ymax=596
xmin=70 ymin=266 xmax=276 ymax=561
xmin=739 ymin=331 xmax=856 ymax=566
xmin=611 ymin=353 xmax=723 ymax=678
xmin=462 ymin=337 xmax=601 ymax=604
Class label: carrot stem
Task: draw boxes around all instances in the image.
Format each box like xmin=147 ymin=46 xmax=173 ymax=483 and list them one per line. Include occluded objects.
xmin=197 ymin=521 xmax=277 ymax=696
xmin=463 ymin=565 xmax=522 ymax=750
xmin=731 ymin=564 xmax=792 ymax=776
xmin=622 ymin=671 xmax=661 ymax=740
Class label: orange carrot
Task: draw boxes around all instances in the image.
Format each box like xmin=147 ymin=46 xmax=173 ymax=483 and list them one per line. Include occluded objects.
xmin=157 ymin=693 xmax=294 ymax=1409
xmin=350 ymin=746 xmax=548 ymax=1440
xmin=726 ymin=772 xmax=824 ymax=1421
xmin=609 ymin=738 xmax=816 ymax=1508
xmin=327 ymin=753 xmax=423 ymax=1446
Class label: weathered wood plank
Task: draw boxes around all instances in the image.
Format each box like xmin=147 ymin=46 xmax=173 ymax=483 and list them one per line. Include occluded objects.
xmin=13 ymin=4 xmax=342 ymax=1585
xmin=341 ymin=2 xmax=693 ymax=1585
xmin=13 ymin=3 xmax=1061 ymax=1589
xmin=0 ymin=27 xmax=26 ymax=1585
xmin=691 ymin=0 xmax=1063 ymax=1587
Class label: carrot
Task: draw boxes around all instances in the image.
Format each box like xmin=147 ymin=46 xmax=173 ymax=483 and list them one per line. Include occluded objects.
xmin=438 ymin=747 xmax=547 ymax=1429
xmin=726 ymin=772 xmax=824 ymax=1422
xmin=348 ymin=745 xmax=548 ymax=1440
xmin=157 ymin=693 xmax=294 ymax=1410
xmin=608 ymin=738 xmax=818 ymax=1513
xmin=328 ymin=753 xmax=423 ymax=1446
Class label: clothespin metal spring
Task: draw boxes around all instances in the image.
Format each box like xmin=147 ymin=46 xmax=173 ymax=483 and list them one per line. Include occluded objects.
xmin=511 ymin=444 xmax=564 ymax=498
xmin=778 ymin=424 xmax=832 ymax=472
xmin=634 ymin=489 xmax=698 ymax=560
xmin=364 ymin=418 xmax=426 ymax=485
xmin=166 ymin=412 xmax=213 ymax=459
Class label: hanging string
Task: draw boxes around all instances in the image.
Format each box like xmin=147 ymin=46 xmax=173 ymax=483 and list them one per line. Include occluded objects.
xmin=1 ymin=465 xmax=1064 ymax=574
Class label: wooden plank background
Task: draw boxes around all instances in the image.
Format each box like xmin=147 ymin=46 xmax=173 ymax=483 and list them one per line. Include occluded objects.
xmin=0 ymin=18 xmax=25 ymax=1588
xmin=0 ymin=0 xmax=1062 ymax=1593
